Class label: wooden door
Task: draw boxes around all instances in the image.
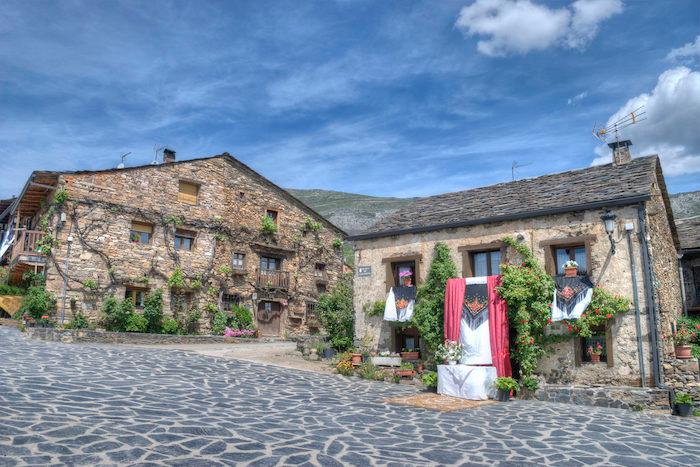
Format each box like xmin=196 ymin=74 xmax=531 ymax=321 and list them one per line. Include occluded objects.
xmin=257 ymin=301 xmax=282 ymax=336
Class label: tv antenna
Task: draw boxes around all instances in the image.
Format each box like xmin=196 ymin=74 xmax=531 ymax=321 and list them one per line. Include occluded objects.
xmin=592 ymin=105 xmax=646 ymax=144
xmin=117 ymin=152 xmax=131 ymax=169
xmin=512 ymin=160 xmax=531 ymax=181
xmin=152 ymin=145 xmax=165 ymax=165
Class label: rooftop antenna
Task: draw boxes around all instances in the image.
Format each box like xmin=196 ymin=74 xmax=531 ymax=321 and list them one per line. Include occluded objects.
xmin=152 ymin=145 xmax=165 ymax=165
xmin=512 ymin=160 xmax=531 ymax=181
xmin=592 ymin=105 xmax=646 ymax=144
xmin=117 ymin=152 xmax=131 ymax=169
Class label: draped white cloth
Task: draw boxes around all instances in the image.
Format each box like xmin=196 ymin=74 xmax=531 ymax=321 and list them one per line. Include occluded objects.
xmin=459 ymin=277 xmax=492 ymax=365
xmin=551 ymin=287 xmax=592 ymax=322
xmin=0 ymin=220 xmax=15 ymax=260
xmin=383 ymin=287 xmax=415 ymax=322
xmin=437 ymin=365 xmax=497 ymax=400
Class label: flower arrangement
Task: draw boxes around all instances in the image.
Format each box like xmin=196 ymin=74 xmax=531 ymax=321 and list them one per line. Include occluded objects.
xmin=562 ymin=287 xmax=630 ymax=338
xmin=223 ymin=327 xmax=256 ymax=338
xmin=563 ymin=260 xmax=578 ymax=269
xmin=435 ymin=340 xmax=464 ymax=364
xmin=587 ymin=342 xmax=603 ymax=356
xmin=378 ymin=351 xmax=400 ymax=357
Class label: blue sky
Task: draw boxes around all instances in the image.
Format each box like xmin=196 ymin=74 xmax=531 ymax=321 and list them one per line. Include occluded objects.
xmin=1 ymin=0 xmax=699 ymax=200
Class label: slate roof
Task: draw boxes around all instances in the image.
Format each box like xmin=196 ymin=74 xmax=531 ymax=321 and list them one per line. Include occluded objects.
xmin=677 ymin=217 xmax=700 ymax=251
xmin=351 ymin=156 xmax=662 ymax=240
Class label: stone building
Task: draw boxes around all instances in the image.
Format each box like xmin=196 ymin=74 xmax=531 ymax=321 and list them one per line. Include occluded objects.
xmin=349 ymin=142 xmax=684 ymax=390
xmin=678 ymin=217 xmax=700 ymax=316
xmin=0 ymin=151 xmax=345 ymax=336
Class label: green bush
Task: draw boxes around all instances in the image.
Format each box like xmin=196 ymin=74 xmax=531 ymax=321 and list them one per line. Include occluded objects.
xmin=317 ymin=274 xmax=354 ymax=351
xmin=68 ymin=311 xmax=89 ymax=330
xmin=675 ymin=392 xmax=693 ymax=405
xmin=180 ymin=307 xmax=201 ymax=334
xmin=232 ymin=305 xmax=254 ymax=329
xmin=162 ymin=318 xmax=181 ymax=335
xmin=18 ymin=286 xmax=56 ymax=320
xmin=125 ymin=313 xmax=148 ymax=333
xmin=0 ymin=284 xmax=25 ymax=295
xmin=142 ymin=290 xmax=164 ymax=333
xmin=261 ymin=215 xmax=278 ymax=234
xmin=102 ymin=296 xmax=132 ymax=332
xmin=494 ymin=377 xmax=520 ymax=392
xmin=357 ymin=362 xmax=379 ymax=380
xmin=412 ymin=243 xmax=458 ymax=353
xmin=521 ymin=375 xmax=539 ymax=391
xmin=363 ymin=300 xmax=385 ymax=318
xmin=168 ymin=267 xmax=186 ymax=289
xmin=211 ymin=310 xmax=229 ymax=335
xmin=421 ymin=371 xmax=438 ymax=389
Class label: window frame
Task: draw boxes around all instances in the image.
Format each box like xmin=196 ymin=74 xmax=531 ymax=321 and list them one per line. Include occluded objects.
xmin=129 ymin=221 xmax=153 ymax=245
xmin=540 ymin=235 xmax=596 ymax=276
xmin=221 ymin=292 xmax=241 ymax=311
xmin=125 ymin=286 xmax=148 ymax=309
xmin=381 ymin=254 xmax=422 ymax=292
xmin=574 ymin=321 xmax=614 ymax=368
xmin=259 ymin=255 xmax=281 ymax=271
xmin=265 ymin=209 xmax=279 ymax=225
xmin=458 ymin=241 xmax=506 ymax=278
xmin=174 ymin=228 xmax=196 ymax=251
xmin=232 ymin=252 xmax=246 ymax=270
xmin=178 ymin=180 xmax=200 ymax=205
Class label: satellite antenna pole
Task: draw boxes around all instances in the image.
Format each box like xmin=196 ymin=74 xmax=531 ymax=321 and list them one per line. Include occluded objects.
xmin=152 ymin=145 xmax=165 ymax=165
xmin=592 ymin=105 xmax=646 ymax=144
xmin=511 ymin=160 xmax=532 ymax=181
xmin=117 ymin=152 xmax=131 ymax=169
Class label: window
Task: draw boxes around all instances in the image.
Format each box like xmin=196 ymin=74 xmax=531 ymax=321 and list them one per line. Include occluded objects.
xmin=470 ymin=250 xmax=501 ymax=277
xmin=125 ymin=287 xmax=147 ymax=308
xmin=178 ymin=181 xmax=199 ymax=205
xmin=554 ymin=245 xmax=587 ymax=275
xmin=265 ymin=209 xmax=279 ymax=224
xmin=129 ymin=221 xmax=153 ymax=244
xmin=579 ymin=325 xmax=608 ymax=364
xmin=314 ymin=263 xmax=327 ymax=280
xmin=259 ymin=256 xmax=280 ymax=271
xmin=232 ymin=253 xmax=246 ymax=270
xmin=306 ymin=301 xmax=317 ymax=320
xmin=174 ymin=229 xmax=195 ymax=251
xmin=382 ymin=254 xmax=422 ymax=292
xmin=316 ymin=283 xmax=327 ymax=294
xmin=221 ymin=293 xmax=241 ymax=311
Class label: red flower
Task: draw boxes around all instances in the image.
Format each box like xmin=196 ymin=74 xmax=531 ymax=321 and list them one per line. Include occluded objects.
xmin=529 ymin=337 xmax=534 ymax=344
xmin=546 ymin=318 xmax=552 ymax=324
xmin=606 ymin=313 xmax=613 ymax=319
xmin=567 ymin=325 xmax=573 ymax=332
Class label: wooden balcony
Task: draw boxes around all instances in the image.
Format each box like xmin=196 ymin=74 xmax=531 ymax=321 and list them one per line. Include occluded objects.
xmin=256 ymin=269 xmax=290 ymax=290
xmin=7 ymin=230 xmax=47 ymax=284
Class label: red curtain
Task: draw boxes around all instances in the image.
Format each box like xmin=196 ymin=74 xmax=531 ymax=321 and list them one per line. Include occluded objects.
xmin=487 ymin=275 xmax=512 ymax=378
xmin=443 ymin=278 xmax=465 ymax=342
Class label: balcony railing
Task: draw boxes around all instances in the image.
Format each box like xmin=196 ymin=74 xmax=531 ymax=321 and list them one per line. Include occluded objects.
xmin=10 ymin=230 xmax=46 ymax=264
xmin=256 ymin=269 xmax=290 ymax=289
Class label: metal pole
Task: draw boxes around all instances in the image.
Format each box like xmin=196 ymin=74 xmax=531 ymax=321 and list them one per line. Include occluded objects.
xmin=626 ymin=227 xmax=646 ymax=387
xmin=60 ymin=230 xmax=72 ymax=324
xmin=678 ymin=254 xmax=688 ymax=317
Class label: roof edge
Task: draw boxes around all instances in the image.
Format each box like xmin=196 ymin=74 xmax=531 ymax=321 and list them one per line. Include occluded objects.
xmin=348 ymin=194 xmax=651 ymax=241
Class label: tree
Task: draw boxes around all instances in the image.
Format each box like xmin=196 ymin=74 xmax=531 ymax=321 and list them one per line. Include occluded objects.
xmin=317 ymin=273 xmax=354 ymax=351
xmin=412 ymin=242 xmax=458 ymax=354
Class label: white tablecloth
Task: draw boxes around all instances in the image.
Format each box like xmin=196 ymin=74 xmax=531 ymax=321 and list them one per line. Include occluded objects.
xmin=437 ymin=364 xmax=497 ymax=400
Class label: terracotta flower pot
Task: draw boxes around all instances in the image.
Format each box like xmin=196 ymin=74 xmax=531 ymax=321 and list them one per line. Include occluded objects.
xmin=401 ymin=351 xmax=420 ymax=361
xmin=395 ymin=369 xmax=415 ymax=378
xmin=590 ymin=354 xmax=601 ymax=363
xmin=564 ymin=267 xmax=578 ymax=278
xmin=675 ymin=345 xmax=692 ymax=360
xmin=351 ymin=353 xmax=363 ymax=365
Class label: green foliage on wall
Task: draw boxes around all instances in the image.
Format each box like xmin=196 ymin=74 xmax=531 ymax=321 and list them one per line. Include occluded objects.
xmin=317 ymin=273 xmax=354 ymax=351
xmin=18 ymin=286 xmax=57 ymax=320
xmin=363 ymin=299 xmax=386 ymax=318
xmin=260 ymin=215 xmax=278 ymax=234
xmin=167 ymin=267 xmax=186 ymax=289
xmin=412 ymin=242 xmax=458 ymax=354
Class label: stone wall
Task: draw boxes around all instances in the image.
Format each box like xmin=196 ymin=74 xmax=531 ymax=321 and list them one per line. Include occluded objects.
xmin=352 ymin=204 xmax=656 ymax=386
xmin=528 ymin=384 xmax=671 ymax=411
xmin=38 ymin=156 xmax=344 ymax=336
xmin=663 ymin=358 xmax=700 ymax=408
xmin=681 ymin=253 xmax=700 ymax=312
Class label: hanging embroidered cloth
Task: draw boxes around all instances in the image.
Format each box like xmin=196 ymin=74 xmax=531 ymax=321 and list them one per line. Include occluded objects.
xmin=460 ymin=277 xmax=491 ymax=365
xmin=462 ymin=280 xmax=489 ymax=330
xmin=383 ymin=286 xmax=415 ymax=322
xmin=551 ymin=275 xmax=594 ymax=321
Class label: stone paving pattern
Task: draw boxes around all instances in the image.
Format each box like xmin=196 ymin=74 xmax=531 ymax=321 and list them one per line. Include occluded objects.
xmin=1 ymin=327 xmax=699 ymax=466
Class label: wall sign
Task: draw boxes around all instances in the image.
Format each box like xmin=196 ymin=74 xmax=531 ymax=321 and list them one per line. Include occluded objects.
xmin=357 ymin=266 xmax=372 ymax=277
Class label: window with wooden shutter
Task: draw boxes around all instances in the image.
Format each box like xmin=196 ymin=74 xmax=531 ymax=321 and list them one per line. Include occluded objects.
xmin=178 ymin=181 xmax=199 ymax=205
xmin=174 ymin=229 xmax=196 ymax=251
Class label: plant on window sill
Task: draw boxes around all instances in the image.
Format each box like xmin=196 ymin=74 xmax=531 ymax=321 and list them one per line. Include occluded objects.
xmin=260 ymin=215 xmax=278 ymax=235
xmin=167 ymin=267 xmax=186 ymax=289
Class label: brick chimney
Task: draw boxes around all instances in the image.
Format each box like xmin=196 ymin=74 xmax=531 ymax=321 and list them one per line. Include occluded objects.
xmin=608 ymin=140 xmax=632 ymax=166
xmin=163 ymin=148 xmax=176 ymax=163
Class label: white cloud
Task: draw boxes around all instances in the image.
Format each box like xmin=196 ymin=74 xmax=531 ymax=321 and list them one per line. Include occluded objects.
xmin=455 ymin=0 xmax=622 ymax=56
xmin=591 ymin=67 xmax=700 ymax=176
xmin=567 ymin=91 xmax=588 ymax=105
xmin=666 ymin=35 xmax=700 ymax=65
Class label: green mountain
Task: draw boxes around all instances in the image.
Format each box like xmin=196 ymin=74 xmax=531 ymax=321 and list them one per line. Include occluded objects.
xmin=671 ymin=190 xmax=700 ymax=219
xmin=286 ymin=189 xmax=414 ymax=235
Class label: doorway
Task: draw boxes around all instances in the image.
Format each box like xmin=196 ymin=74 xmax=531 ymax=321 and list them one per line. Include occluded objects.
xmin=257 ymin=300 xmax=282 ymax=336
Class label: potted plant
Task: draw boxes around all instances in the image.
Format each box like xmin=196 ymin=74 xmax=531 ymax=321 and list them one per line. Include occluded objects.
xmin=493 ymin=377 xmax=520 ymax=402
xmin=421 ymin=371 xmax=438 ymax=392
xmin=435 ymin=340 xmax=464 ymax=365
xmin=563 ymin=260 xmax=578 ymax=277
xmin=519 ymin=375 xmax=539 ymax=399
xmin=395 ymin=362 xmax=416 ymax=378
xmin=674 ymin=392 xmax=694 ymax=417
xmin=350 ymin=349 xmax=363 ymax=366
xmin=400 ymin=347 xmax=420 ymax=361
xmin=673 ymin=321 xmax=696 ymax=359
xmin=399 ymin=270 xmax=413 ymax=286
xmin=371 ymin=351 xmax=402 ymax=367
xmin=587 ymin=342 xmax=604 ymax=363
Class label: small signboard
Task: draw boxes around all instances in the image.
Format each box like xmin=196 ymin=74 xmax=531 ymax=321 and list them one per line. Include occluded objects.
xmin=357 ymin=266 xmax=372 ymax=277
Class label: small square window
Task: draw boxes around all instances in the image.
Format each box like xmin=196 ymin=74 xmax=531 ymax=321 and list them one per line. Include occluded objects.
xmin=316 ymin=283 xmax=327 ymax=294
xmin=314 ymin=263 xmax=326 ymax=279
xmin=581 ymin=325 xmax=607 ymax=364
xmin=232 ymin=253 xmax=246 ymax=270
xmin=222 ymin=293 xmax=241 ymax=311
xmin=260 ymin=256 xmax=280 ymax=271
xmin=178 ymin=181 xmax=199 ymax=205
xmin=554 ymin=245 xmax=587 ymax=274
xmin=174 ymin=229 xmax=195 ymax=251
xmin=129 ymin=221 xmax=153 ymax=244
xmin=265 ymin=209 xmax=278 ymax=224
xmin=470 ymin=250 xmax=501 ymax=277
xmin=125 ymin=287 xmax=147 ymax=308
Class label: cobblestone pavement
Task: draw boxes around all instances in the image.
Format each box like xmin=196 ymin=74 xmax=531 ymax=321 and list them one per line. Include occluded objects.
xmin=1 ymin=327 xmax=699 ymax=466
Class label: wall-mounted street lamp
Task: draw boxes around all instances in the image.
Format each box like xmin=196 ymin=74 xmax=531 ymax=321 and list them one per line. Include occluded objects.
xmin=601 ymin=209 xmax=617 ymax=254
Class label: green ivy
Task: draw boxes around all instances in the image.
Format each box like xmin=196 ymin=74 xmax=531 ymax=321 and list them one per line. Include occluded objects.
xmin=303 ymin=216 xmax=323 ymax=233
xmin=260 ymin=215 xmax=278 ymax=234
xmin=363 ymin=300 xmax=386 ymax=318
xmin=561 ymin=287 xmax=630 ymax=337
xmin=412 ymin=242 xmax=458 ymax=354
xmin=168 ymin=267 xmax=186 ymax=289
xmin=317 ymin=273 xmax=354 ymax=351
xmin=142 ymin=290 xmax=164 ymax=333
xmin=83 ymin=279 xmax=98 ymax=290
xmin=52 ymin=189 xmax=68 ymax=206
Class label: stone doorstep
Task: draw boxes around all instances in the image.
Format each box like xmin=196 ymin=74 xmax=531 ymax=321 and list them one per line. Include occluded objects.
xmin=24 ymin=327 xmax=286 ymax=345
xmin=531 ymin=384 xmax=672 ymax=411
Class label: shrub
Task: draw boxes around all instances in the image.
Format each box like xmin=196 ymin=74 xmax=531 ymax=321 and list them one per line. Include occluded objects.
xmin=261 ymin=215 xmax=278 ymax=234
xmin=303 ymin=216 xmax=322 ymax=233
xmin=52 ymin=189 xmax=68 ymax=205
xmin=421 ymin=371 xmax=438 ymax=389
xmin=211 ymin=310 xmax=229 ymax=335
xmin=142 ymin=290 xmax=164 ymax=333
xmin=521 ymin=375 xmax=539 ymax=391
xmin=0 ymin=284 xmax=25 ymax=295
xmin=68 ymin=311 xmax=89 ymax=330
xmin=332 ymin=238 xmax=343 ymax=249
xmin=18 ymin=286 xmax=56 ymax=320
xmin=232 ymin=305 xmax=254 ymax=329
xmin=494 ymin=377 xmax=520 ymax=392
xmin=180 ymin=307 xmax=201 ymax=335
xmin=357 ymin=362 xmax=379 ymax=380
xmin=336 ymin=360 xmax=354 ymax=376
xmin=162 ymin=318 xmax=181 ymax=335
xmin=363 ymin=300 xmax=385 ymax=318
xmin=125 ymin=313 xmax=148 ymax=333
xmin=317 ymin=274 xmax=354 ymax=351
xmin=412 ymin=243 xmax=458 ymax=354
xmin=168 ymin=267 xmax=186 ymax=289
xmin=102 ymin=296 xmax=132 ymax=332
